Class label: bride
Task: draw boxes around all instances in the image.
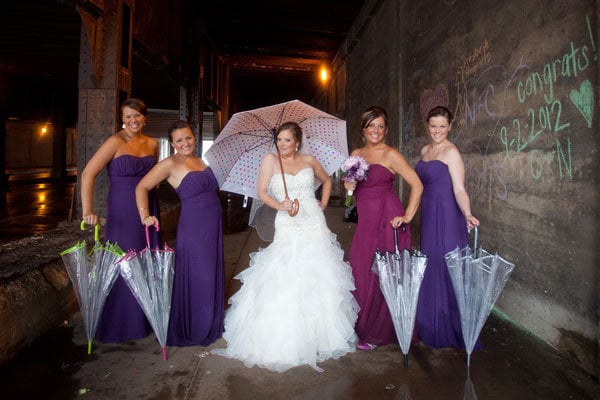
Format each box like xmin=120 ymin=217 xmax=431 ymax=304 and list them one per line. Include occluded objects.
xmin=212 ymin=121 xmax=358 ymax=373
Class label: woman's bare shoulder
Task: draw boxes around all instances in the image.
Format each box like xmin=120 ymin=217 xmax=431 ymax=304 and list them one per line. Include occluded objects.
xmin=262 ymin=152 xmax=277 ymax=163
xmin=350 ymin=147 xmax=365 ymax=157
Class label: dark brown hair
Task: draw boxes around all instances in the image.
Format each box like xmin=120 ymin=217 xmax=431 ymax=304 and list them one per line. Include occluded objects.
xmin=360 ymin=105 xmax=388 ymax=130
xmin=427 ymin=106 xmax=453 ymax=124
xmin=121 ymin=98 xmax=148 ymax=117
xmin=167 ymin=120 xmax=192 ymax=143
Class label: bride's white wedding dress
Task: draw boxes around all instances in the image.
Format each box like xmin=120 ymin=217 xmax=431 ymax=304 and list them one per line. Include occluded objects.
xmin=212 ymin=167 xmax=358 ymax=372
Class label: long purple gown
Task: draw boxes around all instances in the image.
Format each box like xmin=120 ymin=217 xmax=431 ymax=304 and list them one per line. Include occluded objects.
xmin=349 ymin=164 xmax=411 ymax=346
xmin=166 ymin=169 xmax=224 ymax=347
xmin=415 ymin=159 xmax=478 ymax=349
xmin=95 ymin=155 xmax=160 ymax=343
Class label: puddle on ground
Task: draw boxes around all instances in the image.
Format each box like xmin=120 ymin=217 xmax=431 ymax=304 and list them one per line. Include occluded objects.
xmin=0 ymin=323 xmax=87 ymax=399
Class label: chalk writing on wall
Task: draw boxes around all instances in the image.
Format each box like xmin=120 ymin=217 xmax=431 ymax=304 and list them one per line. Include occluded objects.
xmin=408 ymin=15 xmax=596 ymax=202
xmin=499 ymin=15 xmax=595 ymax=180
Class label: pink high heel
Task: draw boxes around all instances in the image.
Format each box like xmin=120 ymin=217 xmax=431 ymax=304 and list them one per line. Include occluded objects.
xmin=356 ymin=341 xmax=377 ymax=351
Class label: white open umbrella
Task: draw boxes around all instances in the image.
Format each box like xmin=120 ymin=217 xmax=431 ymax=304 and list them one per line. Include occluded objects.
xmin=204 ymin=99 xmax=348 ymax=200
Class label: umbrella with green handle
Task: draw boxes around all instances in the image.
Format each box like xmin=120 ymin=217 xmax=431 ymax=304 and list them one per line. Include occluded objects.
xmin=60 ymin=221 xmax=124 ymax=354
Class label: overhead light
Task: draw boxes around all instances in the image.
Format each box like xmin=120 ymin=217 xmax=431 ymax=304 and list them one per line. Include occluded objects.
xmin=319 ymin=65 xmax=329 ymax=84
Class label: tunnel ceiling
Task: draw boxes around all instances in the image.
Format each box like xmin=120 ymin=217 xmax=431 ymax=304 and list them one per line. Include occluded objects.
xmin=0 ymin=0 xmax=366 ymax=114
xmin=201 ymin=0 xmax=366 ymax=73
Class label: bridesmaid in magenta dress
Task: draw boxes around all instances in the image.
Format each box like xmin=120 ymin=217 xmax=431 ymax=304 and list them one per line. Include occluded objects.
xmin=136 ymin=120 xmax=224 ymax=346
xmin=345 ymin=106 xmax=423 ymax=350
xmin=81 ymin=98 xmax=159 ymax=342
xmin=415 ymin=106 xmax=481 ymax=349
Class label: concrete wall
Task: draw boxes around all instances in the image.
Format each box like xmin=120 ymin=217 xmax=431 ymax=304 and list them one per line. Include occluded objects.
xmin=4 ymin=121 xmax=77 ymax=171
xmin=329 ymin=0 xmax=599 ymax=377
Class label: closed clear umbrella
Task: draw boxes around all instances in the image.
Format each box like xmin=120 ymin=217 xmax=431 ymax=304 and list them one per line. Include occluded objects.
xmin=60 ymin=221 xmax=124 ymax=354
xmin=371 ymin=226 xmax=428 ymax=367
xmin=444 ymin=226 xmax=515 ymax=368
xmin=118 ymin=226 xmax=175 ymax=360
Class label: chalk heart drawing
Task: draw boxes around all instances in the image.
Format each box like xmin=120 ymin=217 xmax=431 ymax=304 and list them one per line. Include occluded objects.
xmin=420 ymin=83 xmax=449 ymax=122
xmin=569 ymin=79 xmax=594 ymax=128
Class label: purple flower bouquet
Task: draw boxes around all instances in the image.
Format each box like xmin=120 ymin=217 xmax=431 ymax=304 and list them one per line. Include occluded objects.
xmin=340 ymin=156 xmax=370 ymax=206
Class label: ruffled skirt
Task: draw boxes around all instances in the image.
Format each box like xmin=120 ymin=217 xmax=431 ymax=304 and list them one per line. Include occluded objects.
xmin=213 ymin=227 xmax=359 ymax=372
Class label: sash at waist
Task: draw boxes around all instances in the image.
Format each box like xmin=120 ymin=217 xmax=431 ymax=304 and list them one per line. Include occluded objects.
xmin=108 ymin=175 xmax=143 ymax=191
xmin=355 ymin=186 xmax=394 ymax=199
xmin=181 ymin=191 xmax=220 ymax=209
xmin=422 ymin=181 xmax=453 ymax=192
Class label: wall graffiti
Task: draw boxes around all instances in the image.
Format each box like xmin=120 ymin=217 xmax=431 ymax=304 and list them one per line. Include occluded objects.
xmin=408 ymin=15 xmax=596 ymax=202
xmin=499 ymin=14 xmax=596 ymax=181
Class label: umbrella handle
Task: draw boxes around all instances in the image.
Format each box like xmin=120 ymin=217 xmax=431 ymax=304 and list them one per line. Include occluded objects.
xmin=288 ymin=198 xmax=300 ymax=216
xmin=80 ymin=220 xmax=99 ymax=242
xmin=393 ymin=224 xmax=406 ymax=253
xmin=145 ymin=224 xmax=160 ymax=248
xmin=469 ymin=225 xmax=478 ymax=254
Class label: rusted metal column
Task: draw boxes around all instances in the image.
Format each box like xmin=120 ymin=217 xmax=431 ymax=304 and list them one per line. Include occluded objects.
xmin=76 ymin=0 xmax=135 ymax=216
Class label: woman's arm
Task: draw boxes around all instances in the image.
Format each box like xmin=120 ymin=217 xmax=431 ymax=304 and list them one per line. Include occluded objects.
xmin=135 ymin=157 xmax=173 ymax=227
xmin=446 ymin=146 xmax=479 ymax=229
xmin=311 ymin=155 xmax=331 ymax=209
xmin=257 ymin=153 xmax=293 ymax=212
xmin=80 ymin=135 xmax=120 ymax=226
xmin=389 ymin=148 xmax=423 ymax=223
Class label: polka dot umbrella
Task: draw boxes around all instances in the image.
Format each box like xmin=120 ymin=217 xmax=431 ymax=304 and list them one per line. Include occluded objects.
xmin=204 ymin=99 xmax=349 ymax=200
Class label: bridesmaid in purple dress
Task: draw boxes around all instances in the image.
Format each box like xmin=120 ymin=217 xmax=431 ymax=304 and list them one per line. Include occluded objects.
xmin=344 ymin=106 xmax=423 ymax=350
xmin=81 ymin=98 xmax=159 ymax=343
xmin=415 ymin=106 xmax=480 ymax=349
xmin=136 ymin=120 xmax=224 ymax=347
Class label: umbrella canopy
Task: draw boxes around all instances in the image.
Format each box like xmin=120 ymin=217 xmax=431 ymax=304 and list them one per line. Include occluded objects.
xmin=118 ymin=226 xmax=175 ymax=360
xmin=60 ymin=222 xmax=124 ymax=354
xmin=371 ymin=226 xmax=428 ymax=367
xmin=204 ymin=99 xmax=348 ymax=199
xmin=444 ymin=226 xmax=515 ymax=368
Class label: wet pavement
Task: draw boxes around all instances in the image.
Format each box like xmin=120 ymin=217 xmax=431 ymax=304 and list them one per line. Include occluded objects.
xmin=0 ymin=177 xmax=598 ymax=399
xmin=0 ymin=172 xmax=77 ymax=244
xmin=1 ymin=302 xmax=597 ymax=400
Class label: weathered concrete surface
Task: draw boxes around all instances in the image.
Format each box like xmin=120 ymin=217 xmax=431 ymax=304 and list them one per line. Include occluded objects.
xmin=0 ymin=263 xmax=77 ymax=364
xmin=0 ymin=224 xmax=83 ymax=363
